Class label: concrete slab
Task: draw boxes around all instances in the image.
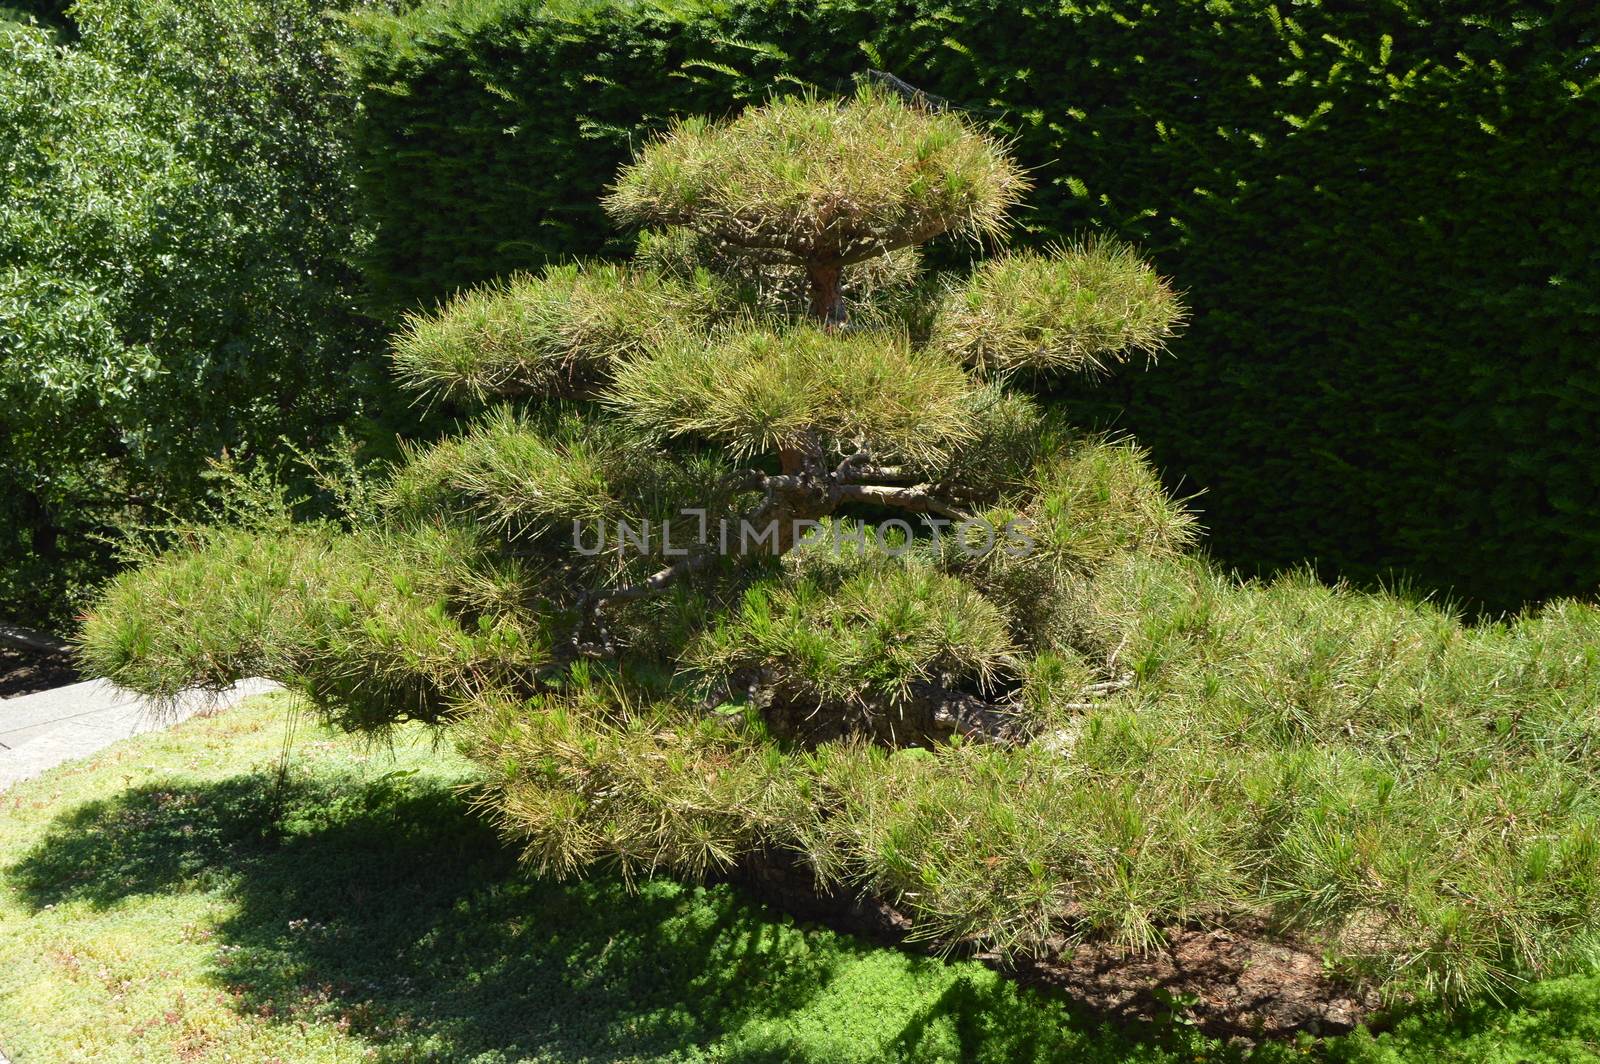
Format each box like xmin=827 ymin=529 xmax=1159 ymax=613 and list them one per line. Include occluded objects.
xmin=0 ymin=677 xmax=280 ymax=792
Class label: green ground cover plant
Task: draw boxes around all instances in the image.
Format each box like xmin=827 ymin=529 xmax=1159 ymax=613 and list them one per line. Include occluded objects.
xmin=80 ymin=89 xmax=1600 ymax=1034
xmin=0 ymin=693 xmax=1196 ymax=1063
xmin=9 ymin=697 xmax=1600 ymax=1056
xmin=6 ymin=694 xmax=1600 ymax=1062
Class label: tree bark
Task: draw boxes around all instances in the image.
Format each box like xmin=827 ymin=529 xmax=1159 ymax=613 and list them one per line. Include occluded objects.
xmin=805 ymin=260 xmax=845 ymax=326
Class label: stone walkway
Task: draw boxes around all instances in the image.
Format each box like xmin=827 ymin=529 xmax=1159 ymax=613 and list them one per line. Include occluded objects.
xmin=0 ymin=677 xmax=280 ymax=792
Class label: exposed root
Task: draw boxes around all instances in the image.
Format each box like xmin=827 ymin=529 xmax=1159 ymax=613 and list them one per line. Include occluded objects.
xmin=913 ymin=681 xmax=1032 ymax=745
xmin=728 ymin=848 xmax=1381 ymax=1041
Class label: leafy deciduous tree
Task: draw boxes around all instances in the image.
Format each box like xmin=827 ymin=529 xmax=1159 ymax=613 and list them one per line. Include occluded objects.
xmin=0 ymin=0 xmax=381 ymax=631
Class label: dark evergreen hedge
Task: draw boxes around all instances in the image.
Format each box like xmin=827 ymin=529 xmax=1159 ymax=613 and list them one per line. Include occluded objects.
xmin=343 ymin=0 xmax=1600 ymax=610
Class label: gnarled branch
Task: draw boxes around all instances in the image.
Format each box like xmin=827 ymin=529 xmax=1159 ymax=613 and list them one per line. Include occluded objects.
xmin=575 ymin=449 xmax=965 ymax=632
xmin=832 ymin=483 xmax=967 ymax=521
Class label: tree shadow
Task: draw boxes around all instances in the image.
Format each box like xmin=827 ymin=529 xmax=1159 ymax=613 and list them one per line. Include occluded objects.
xmin=7 ymin=768 xmax=1215 ymax=1062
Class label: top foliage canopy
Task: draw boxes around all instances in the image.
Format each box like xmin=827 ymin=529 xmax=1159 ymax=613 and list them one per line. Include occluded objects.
xmin=605 ymin=85 xmax=1028 ymax=269
xmin=396 ymin=88 xmax=1180 ymax=415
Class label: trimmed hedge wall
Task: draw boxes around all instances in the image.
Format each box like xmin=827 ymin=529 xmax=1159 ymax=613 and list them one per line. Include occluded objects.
xmin=344 ymin=0 xmax=1600 ymax=610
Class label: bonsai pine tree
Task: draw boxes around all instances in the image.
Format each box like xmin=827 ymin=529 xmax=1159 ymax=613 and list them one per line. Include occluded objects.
xmin=83 ymin=85 xmax=1600 ymax=1035
xmin=375 ymin=84 xmax=1187 ymax=746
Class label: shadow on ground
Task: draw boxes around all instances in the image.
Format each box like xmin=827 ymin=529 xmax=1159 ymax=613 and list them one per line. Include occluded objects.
xmin=6 ymin=767 xmax=1195 ymax=1063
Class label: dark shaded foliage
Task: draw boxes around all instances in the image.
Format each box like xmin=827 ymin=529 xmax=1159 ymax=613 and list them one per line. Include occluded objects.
xmin=344 ymin=0 xmax=1600 ymax=610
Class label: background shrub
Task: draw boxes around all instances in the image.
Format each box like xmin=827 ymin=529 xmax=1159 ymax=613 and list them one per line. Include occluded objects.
xmin=343 ymin=0 xmax=1600 ymax=611
xmin=0 ymin=0 xmax=385 ymax=632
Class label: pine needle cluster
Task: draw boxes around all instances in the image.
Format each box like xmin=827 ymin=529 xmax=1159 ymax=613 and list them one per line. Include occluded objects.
xmin=931 ymin=241 xmax=1188 ymax=375
xmin=606 ymin=323 xmax=977 ymax=465
xmin=392 ymin=264 xmax=726 ymax=402
xmin=605 ymin=85 xmax=1027 ymax=268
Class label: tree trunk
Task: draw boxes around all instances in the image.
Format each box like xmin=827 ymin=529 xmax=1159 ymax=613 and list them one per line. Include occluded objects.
xmin=805 ymin=261 xmax=845 ymax=326
xmin=20 ymin=490 xmax=59 ymax=562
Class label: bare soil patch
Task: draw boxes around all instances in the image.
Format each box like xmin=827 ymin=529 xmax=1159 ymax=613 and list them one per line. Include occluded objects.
xmin=732 ymin=847 xmax=1379 ymax=1040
